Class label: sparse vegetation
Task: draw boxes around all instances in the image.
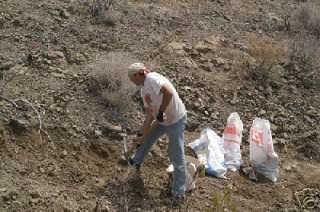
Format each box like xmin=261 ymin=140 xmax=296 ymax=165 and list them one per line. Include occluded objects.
xmin=286 ymin=35 xmax=320 ymax=89
xmin=240 ymin=34 xmax=287 ymax=86
xmin=292 ymin=2 xmax=320 ymax=38
xmin=1 ymin=0 xmax=320 ymax=211
xmin=208 ymin=188 xmax=237 ymax=212
xmin=86 ymin=52 xmax=137 ymax=114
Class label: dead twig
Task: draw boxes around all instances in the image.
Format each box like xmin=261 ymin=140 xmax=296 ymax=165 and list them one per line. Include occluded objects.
xmin=0 ymin=96 xmax=51 ymax=142
xmin=16 ymin=98 xmax=51 ymax=142
xmin=121 ymin=134 xmax=129 ymax=212
xmin=0 ymin=95 xmax=19 ymax=108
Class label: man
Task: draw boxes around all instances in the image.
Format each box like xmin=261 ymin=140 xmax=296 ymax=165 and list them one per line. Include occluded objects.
xmin=127 ymin=62 xmax=187 ymax=199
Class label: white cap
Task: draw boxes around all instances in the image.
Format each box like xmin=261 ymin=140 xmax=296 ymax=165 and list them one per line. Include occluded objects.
xmin=128 ymin=62 xmax=145 ymax=77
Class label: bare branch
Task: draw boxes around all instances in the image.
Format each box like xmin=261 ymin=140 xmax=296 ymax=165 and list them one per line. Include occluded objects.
xmin=0 ymin=95 xmax=19 ymax=108
xmin=0 ymin=96 xmax=51 ymax=142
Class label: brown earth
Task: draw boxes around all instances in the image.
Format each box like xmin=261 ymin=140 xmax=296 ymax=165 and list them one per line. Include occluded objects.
xmin=0 ymin=0 xmax=320 ymax=211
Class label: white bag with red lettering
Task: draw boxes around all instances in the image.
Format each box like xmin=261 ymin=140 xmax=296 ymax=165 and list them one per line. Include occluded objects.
xmin=249 ymin=118 xmax=279 ymax=182
xmin=223 ymin=112 xmax=243 ymax=171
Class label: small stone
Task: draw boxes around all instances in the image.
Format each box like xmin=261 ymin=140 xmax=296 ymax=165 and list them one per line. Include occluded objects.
xmin=30 ymin=198 xmax=40 ymax=204
xmin=0 ymin=188 xmax=7 ymax=192
xmin=39 ymin=167 xmax=45 ymax=173
xmin=46 ymin=51 xmax=64 ymax=59
xmin=98 ymin=120 xmax=122 ymax=138
xmin=61 ymin=150 xmax=68 ymax=157
xmin=212 ymin=57 xmax=226 ymax=66
xmin=284 ymin=165 xmax=292 ymax=172
xmin=195 ymin=41 xmax=211 ymax=53
xmin=30 ymin=190 xmax=41 ymax=199
xmin=60 ymin=9 xmax=71 ymax=19
xmin=94 ymin=129 xmax=102 ymax=137
xmin=51 ymin=72 xmax=66 ymax=79
xmin=9 ymin=118 xmax=28 ymax=134
xmin=167 ymin=42 xmax=186 ymax=51
xmin=0 ymin=61 xmax=15 ymax=70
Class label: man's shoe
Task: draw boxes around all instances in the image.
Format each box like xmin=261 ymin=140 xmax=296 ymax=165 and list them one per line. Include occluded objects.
xmin=172 ymin=195 xmax=185 ymax=206
xmin=128 ymin=157 xmax=141 ymax=171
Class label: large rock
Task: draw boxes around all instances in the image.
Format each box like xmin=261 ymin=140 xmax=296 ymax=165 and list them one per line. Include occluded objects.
xmin=194 ymin=36 xmax=221 ymax=53
xmin=9 ymin=118 xmax=28 ymax=135
xmin=97 ymin=120 xmax=123 ymax=139
xmin=165 ymin=42 xmax=186 ymax=56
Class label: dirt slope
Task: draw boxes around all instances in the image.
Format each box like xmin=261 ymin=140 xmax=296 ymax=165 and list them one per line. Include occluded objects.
xmin=0 ymin=0 xmax=319 ymax=211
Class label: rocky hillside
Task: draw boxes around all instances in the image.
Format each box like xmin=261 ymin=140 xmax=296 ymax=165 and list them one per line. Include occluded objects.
xmin=0 ymin=0 xmax=319 ymax=211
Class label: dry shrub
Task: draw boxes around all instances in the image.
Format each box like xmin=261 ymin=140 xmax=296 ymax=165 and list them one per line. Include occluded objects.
xmin=87 ymin=52 xmax=137 ymax=113
xmin=293 ymin=2 xmax=320 ymax=38
xmin=242 ymin=34 xmax=287 ymax=84
xmin=286 ymin=34 xmax=320 ymax=89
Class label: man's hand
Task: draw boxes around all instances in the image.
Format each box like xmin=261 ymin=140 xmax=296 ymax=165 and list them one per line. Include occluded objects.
xmin=157 ymin=111 xmax=164 ymax=122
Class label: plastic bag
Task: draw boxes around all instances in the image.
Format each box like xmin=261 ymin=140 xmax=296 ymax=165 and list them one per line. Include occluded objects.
xmin=249 ymin=118 xmax=279 ymax=182
xmin=188 ymin=128 xmax=226 ymax=178
xmin=223 ymin=112 xmax=243 ymax=171
xmin=166 ymin=162 xmax=197 ymax=192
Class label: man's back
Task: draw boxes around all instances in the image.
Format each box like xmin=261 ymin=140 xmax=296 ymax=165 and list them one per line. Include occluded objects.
xmin=141 ymin=72 xmax=186 ymax=125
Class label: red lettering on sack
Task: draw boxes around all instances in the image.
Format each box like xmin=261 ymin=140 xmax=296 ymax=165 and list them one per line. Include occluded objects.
xmin=224 ymin=126 xmax=236 ymax=135
xmin=252 ymin=129 xmax=263 ymax=145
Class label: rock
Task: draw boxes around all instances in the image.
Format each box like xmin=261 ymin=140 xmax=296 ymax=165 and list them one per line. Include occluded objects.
xmin=45 ymin=51 xmax=65 ymax=60
xmin=29 ymin=190 xmax=41 ymax=199
xmin=267 ymin=13 xmax=284 ymax=30
xmin=0 ymin=61 xmax=15 ymax=70
xmin=102 ymin=16 xmax=116 ymax=26
xmin=183 ymin=57 xmax=198 ymax=69
xmin=186 ymin=118 xmax=200 ymax=131
xmin=166 ymin=42 xmax=186 ymax=56
xmin=302 ymin=78 xmax=315 ymax=89
xmin=194 ymin=41 xmax=211 ymax=53
xmin=47 ymin=166 xmax=56 ymax=177
xmin=39 ymin=167 xmax=45 ymax=173
xmin=95 ymin=196 xmax=115 ymax=212
xmin=200 ymin=62 xmax=214 ymax=72
xmin=212 ymin=57 xmax=226 ymax=67
xmin=9 ymin=118 xmax=28 ymax=135
xmin=204 ymin=35 xmax=221 ymax=47
xmin=234 ymin=42 xmax=248 ymax=51
xmin=167 ymin=42 xmax=186 ymax=51
xmin=60 ymin=9 xmax=71 ymax=19
xmin=95 ymin=129 xmax=103 ymax=137
xmin=2 ymin=190 xmax=18 ymax=202
xmin=90 ymin=139 xmax=111 ymax=159
xmin=61 ymin=150 xmax=68 ymax=158
xmin=73 ymin=53 xmax=86 ymax=64
xmin=241 ymin=167 xmax=258 ymax=181
xmin=0 ymin=187 xmax=7 ymax=192
xmin=304 ymin=115 xmax=314 ymax=125
xmin=98 ymin=120 xmax=122 ymax=139
xmin=29 ymin=198 xmax=40 ymax=205
xmin=51 ymin=72 xmax=66 ymax=79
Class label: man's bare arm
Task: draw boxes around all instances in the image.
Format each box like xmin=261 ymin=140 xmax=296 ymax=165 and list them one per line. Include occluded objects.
xmin=159 ymin=84 xmax=173 ymax=113
xmin=142 ymin=108 xmax=155 ymax=136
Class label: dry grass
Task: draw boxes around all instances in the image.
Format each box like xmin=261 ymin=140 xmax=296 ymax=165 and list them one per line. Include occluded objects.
xmin=86 ymin=52 xmax=137 ymax=113
xmin=240 ymin=34 xmax=287 ymax=85
xmin=287 ymin=34 xmax=320 ymax=89
xmin=293 ymin=2 xmax=320 ymax=38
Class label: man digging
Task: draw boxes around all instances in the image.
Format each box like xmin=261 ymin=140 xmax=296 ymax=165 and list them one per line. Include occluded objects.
xmin=127 ymin=62 xmax=187 ymax=203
